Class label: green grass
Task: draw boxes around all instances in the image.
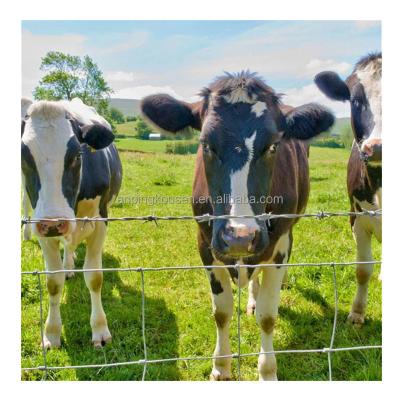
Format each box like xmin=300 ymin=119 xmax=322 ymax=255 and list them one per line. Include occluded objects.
xmin=21 ymin=147 xmax=381 ymax=381
xmin=115 ymin=121 xmax=137 ymax=137
xmin=114 ymin=137 xmax=179 ymax=153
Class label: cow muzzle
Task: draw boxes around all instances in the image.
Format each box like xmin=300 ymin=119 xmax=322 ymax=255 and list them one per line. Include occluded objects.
xmin=214 ymin=223 xmax=267 ymax=257
xmin=360 ymin=138 xmax=382 ymax=163
xmin=35 ymin=219 xmax=71 ymax=237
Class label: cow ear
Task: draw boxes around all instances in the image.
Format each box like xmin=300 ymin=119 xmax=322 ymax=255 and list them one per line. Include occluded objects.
xmin=283 ymin=103 xmax=335 ymax=140
xmin=140 ymin=94 xmax=202 ymax=138
xmin=80 ymin=123 xmax=115 ymax=149
xmin=69 ymin=116 xmax=115 ymax=150
xmin=314 ymin=71 xmax=350 ymax=101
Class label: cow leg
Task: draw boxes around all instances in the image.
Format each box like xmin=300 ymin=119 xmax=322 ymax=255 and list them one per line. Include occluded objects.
xmin=39 ymin=238 xmax=64 ymax=349
xmin=348 ymin=218 xmax=374 ymax=327
xmin=63 ymin=243 xmax=76 ymax=279
xmin=247 ymin=276 xmax=259 ymax=315
xmin=256 ymin=266 xmax=286 ymax=381
xmin=84 ymin=221 xmax=111 ymax=347
xmin=207 ymin=266 xmax=234 ymax=381
xmin=256 ymin=233 xmax=291 ymax=381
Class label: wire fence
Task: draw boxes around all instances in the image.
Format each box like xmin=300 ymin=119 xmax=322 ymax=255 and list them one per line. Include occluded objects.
xmin=21 ymin=209 xmax=382 ymax=381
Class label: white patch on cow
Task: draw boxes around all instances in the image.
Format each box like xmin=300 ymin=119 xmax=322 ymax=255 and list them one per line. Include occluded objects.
xmin=223 ymin=88 xmax=255 ymax=104
xmin=356 ymin=62 xmax=382 ymax=148
xmin=229 ymin=131 xmax=258 ymax=231
xmin=251 ymin=101 xmax=267 ymax=117
xmin=353 ymin=196 xmax=382 ymax=242
xmin=23 ymin=103 xmax=77 ymax=229
xmin=67 ymin=98 xmax=111 ymax=130
xmin=22 ymin=100 xmax=111 ymax=231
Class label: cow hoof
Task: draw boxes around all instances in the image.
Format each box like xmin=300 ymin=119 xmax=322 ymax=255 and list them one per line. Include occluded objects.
xmin=246 ymin=304 xmax=256 ymax=315
xmin=347 ymin=311 xmax=365 ymax=327
xmin=210 ymin=368 xmax=231 ymax=381
xmin=42 ymin=335 xmax=61 ymax=350
xmin=92 ymin=327 xmax=112 ymax=348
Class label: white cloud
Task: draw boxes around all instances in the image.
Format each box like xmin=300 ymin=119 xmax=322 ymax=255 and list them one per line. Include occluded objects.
xmin=283 ymin=84 xmax=350 ymax=118
xmin=95 ymin=32 xmax=149 ymax=55
xmin=354 ymin=21 xmax=380 ymax=30
xmin=105 ymin=71 xmax=137 ymax=83
xmin=304 ymin=59 xmax=351 ymax=78
xmin=22 ymin=29 xmax=87 ymax=97
xmin=111 ymin=85 xmax=183 ymax=100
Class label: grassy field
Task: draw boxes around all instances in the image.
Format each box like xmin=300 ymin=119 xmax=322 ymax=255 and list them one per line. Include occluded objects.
xmin=21 ymin=146 xmax=382 ymax=381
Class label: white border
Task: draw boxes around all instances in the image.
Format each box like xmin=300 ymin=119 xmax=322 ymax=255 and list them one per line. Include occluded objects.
xmin=1 ymin=0 xmax=399 ymax=398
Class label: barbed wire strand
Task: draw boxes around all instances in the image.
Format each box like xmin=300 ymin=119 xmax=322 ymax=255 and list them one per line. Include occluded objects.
xmin=21 ymin=209 xmax=382 ymax=225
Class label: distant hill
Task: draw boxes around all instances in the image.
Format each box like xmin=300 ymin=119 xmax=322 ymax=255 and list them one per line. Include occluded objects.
xmin=330 ymin=117 xmax=350 ymax=136
xmin=109 ymin=98 xmax=141 ymax=117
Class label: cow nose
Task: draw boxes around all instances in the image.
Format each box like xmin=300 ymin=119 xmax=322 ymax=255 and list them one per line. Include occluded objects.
xmin=36 ymin=220 xmax=70 ymax=237
xmin=220 ymin=224 xmax=260 ymax=256
xmin=361 ymin=139 xmax=382 ymax=162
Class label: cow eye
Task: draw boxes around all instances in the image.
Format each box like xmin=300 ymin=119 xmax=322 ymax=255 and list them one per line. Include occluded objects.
xmin=201 ymin=141 xmax=211 ymax=154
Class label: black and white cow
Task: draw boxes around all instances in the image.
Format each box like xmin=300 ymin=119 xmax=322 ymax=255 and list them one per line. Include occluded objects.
xmin=141 ymin=71 xmax=334 ymax=380
xmin=21 ymin=97 xmax=33 ymax=241
xmin=314 ymin=53 xmax=382 ymax=326
xmin=21 ymin=98 xmax=122 ymax=348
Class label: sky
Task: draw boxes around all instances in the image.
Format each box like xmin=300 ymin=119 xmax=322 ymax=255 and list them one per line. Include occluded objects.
xmin=21 ymin=20 xmax=381 ymax=117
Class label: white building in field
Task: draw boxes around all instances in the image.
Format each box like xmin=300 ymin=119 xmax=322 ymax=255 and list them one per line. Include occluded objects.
xmin=149 ymin=133 xmax=162 ymax=140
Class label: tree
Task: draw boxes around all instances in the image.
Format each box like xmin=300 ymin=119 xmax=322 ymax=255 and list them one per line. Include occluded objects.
xmin=134 ymin=116 xmax=152 ymax=139
xmin=109 ymin=107 xmax=125 ymax=124
xmin=33 ymin=52 xmax=112 ymax=111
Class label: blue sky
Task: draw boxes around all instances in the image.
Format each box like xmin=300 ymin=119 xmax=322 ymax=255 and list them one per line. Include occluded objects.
xmin=22 ymin=20 xmax=381 ymax=117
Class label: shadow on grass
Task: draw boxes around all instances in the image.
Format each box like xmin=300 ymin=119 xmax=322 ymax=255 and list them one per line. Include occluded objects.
xmin=59 ymin=245 xmax=180 ymax=381
xmin=275 ymin=284 xmax=381 ymax=380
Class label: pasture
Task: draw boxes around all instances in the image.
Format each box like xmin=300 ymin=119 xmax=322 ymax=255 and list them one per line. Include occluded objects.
xmin=21 ymin=145 xmax=382 ymax=381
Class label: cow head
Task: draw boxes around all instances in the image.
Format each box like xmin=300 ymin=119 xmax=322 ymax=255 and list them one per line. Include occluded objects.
xmin=141 ymin=71 xmax=334 ymax=260
xmin=314 ymin=53 xmax=382 ymax=163
xmin=21 ymin=98 xmax=115 ymax=238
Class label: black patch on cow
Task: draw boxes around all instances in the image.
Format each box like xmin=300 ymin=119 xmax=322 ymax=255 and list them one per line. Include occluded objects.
xmin=228 ymin=267 xmax=239 ymax=282
xmin=247 ymin=267 xmax=255 ymax=279
xmin=21 ymin=120 xmax=26 ymax=137
xmin=284 ymin=103 xmax=335 ymax=140
xmin=274 ymin=251 xmax=286 ymax=268
xmin=209 ymin=272 xmax=223 ymax=295
xmin=77 ymin=143 xmax=122 ymax=219
xmin=21 ymin=142 xmax=41 ymax=208
xmin=350 ymin=83 xmax=375 ymax=142
xmin=141 ymin=94 xmax=200 ymax=133
xmin=81 ymin=123 xmax=115 ymax=149
xmin=314 ymin=71 xmax=351 ymax=102
xmin=354 ymin=202 xmax=363 ymax=212
xmin=69 ymin=119 xmax=115 ymax=150
xmin=62 ymin=136 xmax=82 ymax=209
xmin=352 ymin=165 xmax=382 ymax=204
